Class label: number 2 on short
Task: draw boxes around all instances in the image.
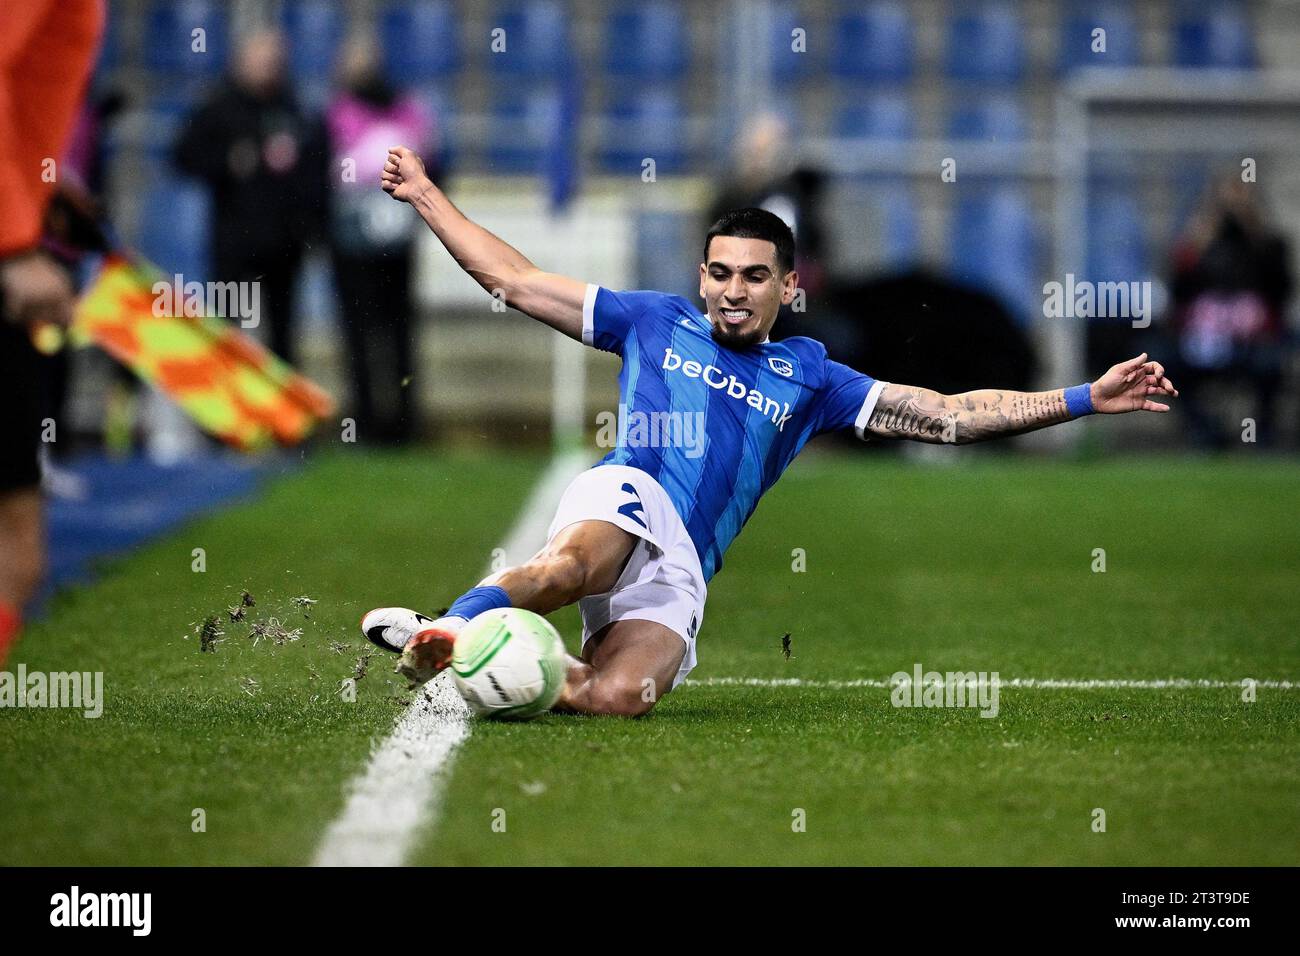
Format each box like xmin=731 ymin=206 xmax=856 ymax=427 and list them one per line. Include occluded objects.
xmin=617 ymin=482 xmax=648 ymax=529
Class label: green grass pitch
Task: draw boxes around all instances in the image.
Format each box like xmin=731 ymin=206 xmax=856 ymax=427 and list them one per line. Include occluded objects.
xmin=1 ymin=450 xmax=1297 ymax=865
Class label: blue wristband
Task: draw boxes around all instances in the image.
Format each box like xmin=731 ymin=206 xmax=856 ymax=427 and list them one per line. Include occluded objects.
xmin=1064 ymin=383 xmax=1094 ymax=418
xmin=447 ymin=585 xmax=512 ymax=621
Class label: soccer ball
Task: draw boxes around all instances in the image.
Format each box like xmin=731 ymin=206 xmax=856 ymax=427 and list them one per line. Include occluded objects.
xmin=451 ymin=608 xmax=568 ymax=720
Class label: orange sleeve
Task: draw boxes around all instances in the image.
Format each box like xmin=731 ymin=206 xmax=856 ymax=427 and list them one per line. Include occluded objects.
xmin=0 ymin=0 xmax=104 ymax=256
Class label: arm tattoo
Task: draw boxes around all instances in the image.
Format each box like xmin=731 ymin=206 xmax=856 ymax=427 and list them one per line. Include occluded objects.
xmin=866 ymin=384 xmax=1071 ymax=444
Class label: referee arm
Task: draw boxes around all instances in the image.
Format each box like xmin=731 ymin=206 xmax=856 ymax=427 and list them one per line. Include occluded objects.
xmin=0 ymin=0 xmax=101 ymax=328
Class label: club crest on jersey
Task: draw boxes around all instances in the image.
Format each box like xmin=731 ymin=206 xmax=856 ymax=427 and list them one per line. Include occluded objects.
xmin=661 ymin=347 xmax=793 ymax=431
xmin=767 ymin=357 xmax=794 ymax=377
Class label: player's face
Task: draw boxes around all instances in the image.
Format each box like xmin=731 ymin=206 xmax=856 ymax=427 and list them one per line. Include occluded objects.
xmin=699 ymin=236 xmax=798 ymax=350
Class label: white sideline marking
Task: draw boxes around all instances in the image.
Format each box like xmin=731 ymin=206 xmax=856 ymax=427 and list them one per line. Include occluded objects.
xmin=686 ymin=677 xmax=1296 ymax=690
xmin=313 ymin=452 xmax=589 ymax=867
xmin=312 ymin=676 xmax=469 ymax=867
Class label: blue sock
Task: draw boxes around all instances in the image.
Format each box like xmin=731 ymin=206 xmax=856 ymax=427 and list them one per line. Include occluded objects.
xmin=446 ymin=585 xmax=512 ymax=622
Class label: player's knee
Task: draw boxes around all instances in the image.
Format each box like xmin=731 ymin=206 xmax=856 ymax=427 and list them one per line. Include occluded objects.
xmin=532 ymin=548 xmax=590 ymax=606
xmin=588 ymin=673 xmax=656 ymax=718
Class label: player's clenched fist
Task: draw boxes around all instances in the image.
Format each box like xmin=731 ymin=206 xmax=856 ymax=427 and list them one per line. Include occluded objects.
xmin=380 ymin=145 xmax=430 ymax=204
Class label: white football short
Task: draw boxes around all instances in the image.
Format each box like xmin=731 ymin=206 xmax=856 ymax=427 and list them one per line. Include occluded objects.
xmin=545 ymin=464 xmax=706 ymax=688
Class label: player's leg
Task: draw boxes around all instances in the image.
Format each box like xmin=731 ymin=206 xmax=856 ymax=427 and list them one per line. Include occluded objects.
xmin=370 ymin=518 xmax=639 ymax=682
xmin=553 ymin=618 xmax=686 ymax=717
xmin=0 ymin=488 xmax=45 ymax=665
xmin=479 ymin=518 xmax=638 ymax=615
xmin=365 ymin=465 xmax=704 ymax=710
xmin=0 ymin=318 xmax=49 ymax=666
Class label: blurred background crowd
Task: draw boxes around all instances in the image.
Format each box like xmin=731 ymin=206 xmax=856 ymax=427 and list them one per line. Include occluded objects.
xmin=42 ymin=0 xmax=1300 ymax=457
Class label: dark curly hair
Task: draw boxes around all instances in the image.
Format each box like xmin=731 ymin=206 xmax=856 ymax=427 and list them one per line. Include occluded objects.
xmin=704 ymin=207 xmax=795 ymax=274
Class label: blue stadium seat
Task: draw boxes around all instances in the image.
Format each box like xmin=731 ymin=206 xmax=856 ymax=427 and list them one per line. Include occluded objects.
xmin=1058 ymin=2 xmax=1140 ymax=72
xmin=282 ymin=0 xmax=346 ymax=81
xmin=1170 ymin=160 xmax=1212 ymax=234
xmin=1173 ymin=2 xmax=1257 ymax=69
xmin=945 ymin=2 xmax=1025 ymax=85
xmin=635 ymin=211 xmax=696 ymax=300
xmin=872 ymin=182 xmax=922 ymax=267
xmin=949 ymin=186 xmax=1039 ymax=323
xmin=830 ymin=4 xmax=914 ymax=83
xmin=605 ymin=1 xmax=689 ymax=81
xmin=149 ymin=88 xmax=198 ymax=130
xmin=381 ymin=1 xmax=460 ymax=81
xmin=1086 ymin=189 xmax=1148 ymax=285
xmin=488 ymin=0 xmax=571 ymax=78
xmin=95 ymin=3 xmax=125 ymax=75
xmin=145 ymin=0 xmax=229 ymax=76
xmin=413 ymin=85 xmax=458 ymax=172
xmin=770 ymin=7 xmax=820 ymax=81
xmin=486 ymin=86 xmax=561 ymax=173
xmin=833 ymin=93 xmax=914 ymax=142
xmin=136 ymin=175 xmax=211 ymax=282
xmin=946 ymin=95 xmax=1027 ymax=141
xmin=147 ymin=86 xmax=209 ymax=166
xmin=600 ymin=88 xmax=686 ymax=173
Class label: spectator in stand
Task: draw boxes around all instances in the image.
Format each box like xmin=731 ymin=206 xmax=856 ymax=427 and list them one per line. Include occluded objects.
xmin=706 ymin=112 xmax=844 ymax=367
xmin=1168 ymin=174 xmax=1294 ymax=449
xmin=707 ymin=113 xmax=830 ymax=301
xmin=174 ymin=28 xmax=327 ymax=366
xmin=326 ymin=34 xmax=436 ymax=444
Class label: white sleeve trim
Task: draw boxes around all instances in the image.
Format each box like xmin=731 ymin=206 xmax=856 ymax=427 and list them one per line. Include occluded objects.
xmin=853 ymin=380 xmax=887 ymax=441
xmin=581 ymin=283 xmax=599 ymax=347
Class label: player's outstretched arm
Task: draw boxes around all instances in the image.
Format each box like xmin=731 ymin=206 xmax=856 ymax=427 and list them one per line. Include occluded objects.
xmin=380 ymin=145 xmax=586 ymax=340
xmin=864 ymin=353 xmax=1179 ymax=444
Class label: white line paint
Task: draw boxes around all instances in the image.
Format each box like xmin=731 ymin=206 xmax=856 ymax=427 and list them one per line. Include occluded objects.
xmin=312 ymin=674 xmax=470 ymax=867
xmin=685 ymin=677 xmax=1296 ymax=690
xmin=313 ymin=452 xmax=589 ymax=867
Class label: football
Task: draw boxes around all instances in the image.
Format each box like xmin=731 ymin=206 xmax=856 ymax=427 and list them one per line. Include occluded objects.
xmin=450 ymin=608 xmax=568 ymax=719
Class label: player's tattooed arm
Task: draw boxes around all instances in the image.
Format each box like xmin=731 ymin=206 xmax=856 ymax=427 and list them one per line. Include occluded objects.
xmin=865 ymin=356 xmax=1179 ymax=444
xmin=865 ymin=384 xmax=1072 ymax=444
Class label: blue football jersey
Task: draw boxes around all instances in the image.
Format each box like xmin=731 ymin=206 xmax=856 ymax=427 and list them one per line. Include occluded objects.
xmin=581 ymin=284 xmax=884 ymax=581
